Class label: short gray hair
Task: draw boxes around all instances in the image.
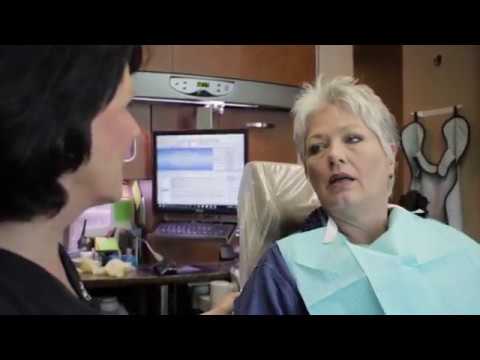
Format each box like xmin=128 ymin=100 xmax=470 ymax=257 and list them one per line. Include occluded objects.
xmin=291 ymin=74 xmax=400 ymax=195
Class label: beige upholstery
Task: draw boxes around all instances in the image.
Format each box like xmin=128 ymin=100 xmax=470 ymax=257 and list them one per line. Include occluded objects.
xmin=237 ymin=161 xmax=320 ymax=287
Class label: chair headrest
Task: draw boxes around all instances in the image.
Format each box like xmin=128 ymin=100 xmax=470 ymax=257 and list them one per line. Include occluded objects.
xmin=237 ymin=161 xmax=320 ymax=286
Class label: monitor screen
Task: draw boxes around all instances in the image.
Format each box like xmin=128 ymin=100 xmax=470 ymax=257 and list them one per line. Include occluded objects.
xmin=153 ymin=129 xmax=248 ymax=214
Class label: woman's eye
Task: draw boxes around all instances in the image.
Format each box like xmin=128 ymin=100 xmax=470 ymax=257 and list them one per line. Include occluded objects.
xmin=346 ymin=134 xmax=363 ymax=144
xmin=308 ymin=143 xmax=324 ymax=155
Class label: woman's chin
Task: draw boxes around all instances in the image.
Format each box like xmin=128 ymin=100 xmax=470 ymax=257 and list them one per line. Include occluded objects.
xmin=91 ymin=186 xmax=122 ymax=207
xmin=325 ymin=194 xmax=357 ymax=211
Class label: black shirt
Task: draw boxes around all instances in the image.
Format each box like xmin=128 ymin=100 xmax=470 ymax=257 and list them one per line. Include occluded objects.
xmin=0 ymin=248 xmax=98 ymax=315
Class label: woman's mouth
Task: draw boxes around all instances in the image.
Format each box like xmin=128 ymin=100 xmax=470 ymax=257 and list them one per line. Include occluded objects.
xmin=328 ymin=173 xmax=356 ymax=190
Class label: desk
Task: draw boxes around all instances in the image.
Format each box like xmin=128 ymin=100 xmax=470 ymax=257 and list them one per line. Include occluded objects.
xmin=81 ymin=262 xmax=234 ymax=314
xmin=82 ymin=268 xmax=230 ymax=288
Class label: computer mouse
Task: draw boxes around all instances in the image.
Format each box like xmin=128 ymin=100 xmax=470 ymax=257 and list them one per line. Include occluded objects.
xmin=161 ymin=267 xmax=177 ymax=275
xmin=152 ymin=263 xmax=177 ymax=276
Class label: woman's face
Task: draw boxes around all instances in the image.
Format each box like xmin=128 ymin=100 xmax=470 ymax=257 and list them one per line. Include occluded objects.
xmin=72 ymin=66 xmax=140 ymax=205
xmin=304 ymin=104 xmax=395 ymax=213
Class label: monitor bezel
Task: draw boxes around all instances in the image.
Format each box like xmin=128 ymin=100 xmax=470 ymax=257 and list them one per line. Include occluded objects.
xmin=152 ymin=128 xmax=249 ymax=215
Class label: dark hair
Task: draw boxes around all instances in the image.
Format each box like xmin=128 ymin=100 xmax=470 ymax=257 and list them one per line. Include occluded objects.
xmin=0 ymin=45 xmax=141 ymax=222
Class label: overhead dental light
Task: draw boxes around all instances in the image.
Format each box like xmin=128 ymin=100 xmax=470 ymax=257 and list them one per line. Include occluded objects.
xmin=132 ymin=72 xmax=300 ymax=111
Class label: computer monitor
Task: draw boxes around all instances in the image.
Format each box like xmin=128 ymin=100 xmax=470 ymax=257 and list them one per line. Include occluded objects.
xmin=153 ymin=129 xmax=248 ymax=215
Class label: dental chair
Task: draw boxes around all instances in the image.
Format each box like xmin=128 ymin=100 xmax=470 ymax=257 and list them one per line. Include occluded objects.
xmin=237 ymin=161 xmax=321 ymax=287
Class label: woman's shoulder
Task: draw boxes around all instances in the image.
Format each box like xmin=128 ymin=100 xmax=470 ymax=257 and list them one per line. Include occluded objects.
xmin=396 ymin=206 xmax=474 ymax=239
xmin=255 ymin=244 xmax=297 ymax=282
xmin=234 ymin=243 xmax=308 ymax=315
xmin=275 ymin=227 xmax=337 ymax=270
xmin=0 ymin=249 xmax=97 ymax=315
xmin=393 ymin=206 xmax=479 ymax=253
xmin=424 ymin=217 xmax=478 ymax=248
xmin=277 ymin=227 xmax=328 ymax=252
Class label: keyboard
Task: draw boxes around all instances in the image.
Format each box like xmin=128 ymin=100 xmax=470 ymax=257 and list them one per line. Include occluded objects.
xmin=154 ymin=222 xmax=236 ymax=239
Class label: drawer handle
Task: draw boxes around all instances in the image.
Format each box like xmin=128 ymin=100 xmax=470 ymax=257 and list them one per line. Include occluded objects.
xmin=245 ymin=122 xmax=274 ymax=129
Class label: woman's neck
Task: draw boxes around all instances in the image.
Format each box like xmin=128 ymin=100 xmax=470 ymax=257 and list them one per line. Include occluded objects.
xmin=328 ymin=203 xmax=390 ymax=245
xmin=0 ymin=175 xmax=94 ymax=295
xmin=0 ymin=217 xmax=75 ymax=293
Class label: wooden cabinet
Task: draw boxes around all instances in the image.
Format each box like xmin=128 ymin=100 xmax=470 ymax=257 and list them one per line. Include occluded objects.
xmin=150 ymin=103 xmax=297 ymax=164
xmin=213 ymin=108 xmax=297 ymax=164
xmin=126 ymin=45 xmax=310 ymax=179
xmin=354 ymin=45 xmax=404 ymax=203
xmin=126 ymin=103 xmax=297 ymax=182
xmin=151 ymin=103 xmax=197 ymax=131
xmin=140 ymin=45 xmax=315 ymax=86
xmin=123 ymin=102 xmax=153 ymax=180
xmin=140 ymin=45 xmax=173 ymax=72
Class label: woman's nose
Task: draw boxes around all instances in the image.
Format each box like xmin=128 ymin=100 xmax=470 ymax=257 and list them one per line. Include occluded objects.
xmin=327 ymin=143 xmax=346 ymax=168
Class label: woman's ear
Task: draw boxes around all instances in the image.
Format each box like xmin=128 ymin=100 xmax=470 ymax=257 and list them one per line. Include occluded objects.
xmin=389 ymin=144 xmax=398 ymax=169
xmin=390 ymin=144 xmax=398 ymax=158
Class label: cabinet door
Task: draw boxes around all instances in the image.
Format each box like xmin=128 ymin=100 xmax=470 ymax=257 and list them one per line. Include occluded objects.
xmin=123 ymin=102 xmax=152 ymax=180
xmin=151 ymin=103 xmax=198 ymax=131
xmin=140 ymin=45 xmax=173 ymax=72
xmin=354 ymin=45 xmax=404 ymax=202
xmin=151 ymin=104 xmax=297 ymax=164
xmin=214 ymin=108 xmax=298 ymax=164
xmin=172 ymin=45 xmax=315 ymax=86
